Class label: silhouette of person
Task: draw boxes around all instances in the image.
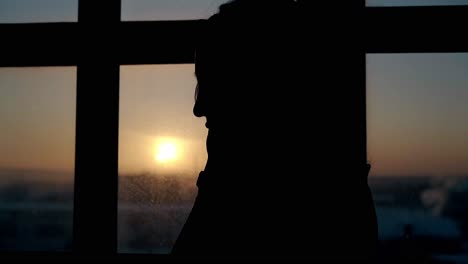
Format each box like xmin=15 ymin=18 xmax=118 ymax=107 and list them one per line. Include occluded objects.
xmin=171 ymin=0 xmax=378 ymax=261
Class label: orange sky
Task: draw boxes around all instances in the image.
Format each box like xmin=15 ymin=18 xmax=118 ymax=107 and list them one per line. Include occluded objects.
xmin=0 ymin=55 xmax=467 ymax=178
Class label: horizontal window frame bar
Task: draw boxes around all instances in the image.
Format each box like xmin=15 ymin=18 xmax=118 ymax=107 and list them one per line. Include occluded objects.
xmin=1 ymin=6 xmax=468 ymax=67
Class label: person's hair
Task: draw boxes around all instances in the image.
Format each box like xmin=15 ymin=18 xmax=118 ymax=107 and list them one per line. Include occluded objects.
xmin=193 ymin=0 xmax=299 ymax=118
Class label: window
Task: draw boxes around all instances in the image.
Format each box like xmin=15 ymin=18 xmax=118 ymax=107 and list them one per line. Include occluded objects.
xmin=0 ymin=0 xmax=77 ymax=23
xmin=0 ymin=67 xmax=76 ymax=251
xmin=367 ymin=54 xmax=468 ymax=261
xmin=1 ymin=0 xmax=467 ymax=261
xmin=118 ymin=65 xmax=207 ymax=254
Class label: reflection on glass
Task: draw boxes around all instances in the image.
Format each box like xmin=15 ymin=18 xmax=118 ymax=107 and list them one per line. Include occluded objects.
xmin=122 ymin=0 xmax=228 ymax=21
xmin=0 ymin=67 xmax=76 ymax=251
xmin=118 ymin=65 xmax=207 ymax=254
xmin=367 ymin=0 xmax=468 ymax=6
xmin=367 ymin=54 xmax=468 ymax=261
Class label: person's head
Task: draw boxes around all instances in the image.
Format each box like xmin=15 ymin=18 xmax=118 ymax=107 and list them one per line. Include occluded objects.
xmin=193 ymin=0 xmax=300 ymax=122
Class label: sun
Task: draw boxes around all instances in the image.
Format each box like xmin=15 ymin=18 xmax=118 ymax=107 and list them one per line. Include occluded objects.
xmin=155 ymin=141 xmax=178 ymax=163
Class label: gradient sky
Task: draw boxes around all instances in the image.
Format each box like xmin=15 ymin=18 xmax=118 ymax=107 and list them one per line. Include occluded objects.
xmin=119 ymin=65 xmax=207 ymax=175
xmin=0 ymin=67 xmax=76 ymax=172
xmin=0 ymin=1 xmax=467 ymax=178
xmin=367 ymin=54 xmax=468 ymax=177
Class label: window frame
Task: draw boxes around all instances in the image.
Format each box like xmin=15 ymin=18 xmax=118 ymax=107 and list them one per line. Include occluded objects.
xmin=1 ymin=0 xmax=467 ymax=259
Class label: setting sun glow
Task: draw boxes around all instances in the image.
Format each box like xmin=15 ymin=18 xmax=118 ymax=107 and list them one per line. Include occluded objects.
xmin=155 ymin=141 xmax=178 ymax=163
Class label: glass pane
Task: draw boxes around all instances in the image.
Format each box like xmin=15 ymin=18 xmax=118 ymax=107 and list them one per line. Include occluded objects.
xmin=0 ymin=67 xmax=76 ymax=251
xmin=122 ymin=0 xmax=228 ymax=21
xmin=0 ymin=0 xmax=77 ymax=24
xmin=118 ymin=65 xmax=207 ymax=254
xmin=367 ymin=54 xmax=468 ymax=262
xmin=367 ymin=0 xmax=468 ymax=6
